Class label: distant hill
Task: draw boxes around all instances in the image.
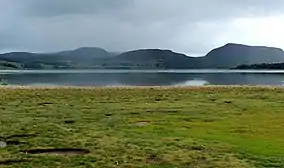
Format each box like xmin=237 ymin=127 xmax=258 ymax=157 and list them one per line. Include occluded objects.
xmin=202 ymin=43 xmax=284 ymax=68
xmin=1 ymin=43 xmax=284 ymax=69
xmin=0 ymin=47 xmax=116 ymax=69
xmin=0 ymin=52 xmax=71 ymax=69
xmin=109 ymin=49 xmax=202 ymax=69
xmin=50 ymin=47 xmax=117 ymax=67
xmin=56 ymin=47 xmax=115 ymax=60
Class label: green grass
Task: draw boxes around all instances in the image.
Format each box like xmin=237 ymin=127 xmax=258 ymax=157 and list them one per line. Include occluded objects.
xmin=1 ymin=86 xmax=284 ymax=167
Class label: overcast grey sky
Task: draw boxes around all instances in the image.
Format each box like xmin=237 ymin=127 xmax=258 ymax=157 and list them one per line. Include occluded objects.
xmin=1 ymin=0 xmax=284 ymax=55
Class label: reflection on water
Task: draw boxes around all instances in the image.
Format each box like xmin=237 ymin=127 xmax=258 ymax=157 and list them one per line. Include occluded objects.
xmin=176 ymin=79 xmax=208 ymax=86
xmin=1 ymin=70 xmax=284 ymax=86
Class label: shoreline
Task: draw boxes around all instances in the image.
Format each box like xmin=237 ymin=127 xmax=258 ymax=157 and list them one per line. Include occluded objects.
xmin=0 ymin=85 xmax=283 ymax=90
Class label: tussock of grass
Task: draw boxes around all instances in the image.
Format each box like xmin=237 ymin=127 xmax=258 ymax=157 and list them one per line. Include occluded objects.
xmin=1 ymin=86 xmax=284 ymax=167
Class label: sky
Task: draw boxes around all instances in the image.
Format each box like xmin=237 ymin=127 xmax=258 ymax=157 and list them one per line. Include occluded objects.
xmin=1 ymin=0 xmax=284 ymax=55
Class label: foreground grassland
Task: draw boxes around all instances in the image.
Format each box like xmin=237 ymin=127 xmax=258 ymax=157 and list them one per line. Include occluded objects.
xmin=1 ymin=86 xmax=284 ymax=168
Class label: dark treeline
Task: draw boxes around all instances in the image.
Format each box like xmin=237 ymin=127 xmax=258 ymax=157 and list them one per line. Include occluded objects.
xmin=234 ymin=63 xmax=284 ymax=69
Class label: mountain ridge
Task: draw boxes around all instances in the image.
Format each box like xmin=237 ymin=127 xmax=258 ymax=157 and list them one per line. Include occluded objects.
xmin=1 ymin=43 xmax=284 ymax=69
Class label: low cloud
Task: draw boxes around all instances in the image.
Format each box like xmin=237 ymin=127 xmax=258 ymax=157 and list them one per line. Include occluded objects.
xmin=1 ymin=0 xmax=284 ymax=55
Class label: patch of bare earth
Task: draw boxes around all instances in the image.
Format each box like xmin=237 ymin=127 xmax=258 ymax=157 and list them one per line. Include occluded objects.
xmin=22 ymin=148 xmax=90 ymax=155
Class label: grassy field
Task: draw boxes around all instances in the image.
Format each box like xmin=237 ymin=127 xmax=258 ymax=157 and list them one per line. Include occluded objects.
xmin=1 ymin=86 xmax=284 ymax=168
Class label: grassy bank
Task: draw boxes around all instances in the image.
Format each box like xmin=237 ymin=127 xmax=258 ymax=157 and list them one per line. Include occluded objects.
xmin=1 ymin=86 xmax=284 ymax=167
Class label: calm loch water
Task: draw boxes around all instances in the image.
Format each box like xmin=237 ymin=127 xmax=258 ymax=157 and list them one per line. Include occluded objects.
xmin=1 ymin=69 xmax=284 ymax=86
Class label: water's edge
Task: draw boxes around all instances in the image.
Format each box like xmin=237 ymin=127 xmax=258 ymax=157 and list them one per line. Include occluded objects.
xmin=2 ymin=69 xmax=284 ymax=74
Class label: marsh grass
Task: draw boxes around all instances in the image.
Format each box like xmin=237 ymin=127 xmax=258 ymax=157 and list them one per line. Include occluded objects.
xmin=0 ymin=86 xmax=284 ymax=167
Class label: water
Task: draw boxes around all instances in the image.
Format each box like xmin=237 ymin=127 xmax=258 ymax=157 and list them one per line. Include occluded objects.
xmin=1 ymin=69 xmax=284 ymax=86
